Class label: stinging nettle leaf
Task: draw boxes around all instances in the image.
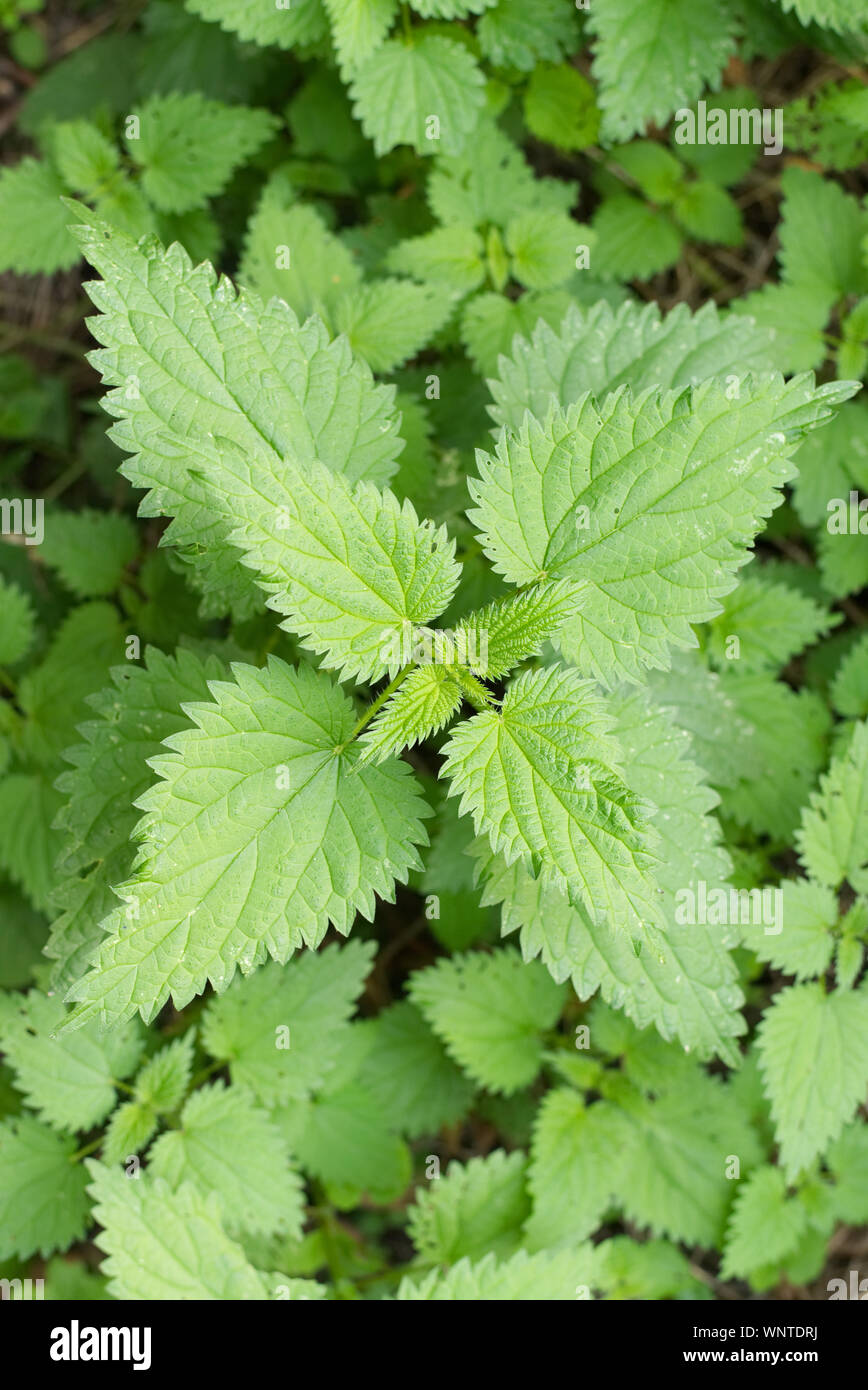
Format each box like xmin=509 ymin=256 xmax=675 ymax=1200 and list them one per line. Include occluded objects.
xmin=324 ymin=0 xmax=399 ymax=74
xmin=721 ymin=1164 xmax=808 ymax=1280
xmin=0 ymin=1117 xmax=90 ymax=1261
xmin=395 ymin=1246 xmax=596 ymax=1300
xmin=588 ymin=0 xmax=737 ymax=142
xmin=442 ymin=664 xmax=665 ymax=934
xmin=0 ymin=990 xmax=143 ymax=1135
xmin=408 ymin=1149 xmax=530 ymax=1264
xmin=69 ymin=209 xmax=403 ymax=618
xmin=359 ymin=665 xmax=464 ymax=764
xmin=758 ymin=980 xmax=868 ymax=1178
xmin=705 ymin=570 xmax=838 ymax=672
xmin=128 ymin=93 xmax=278 ymax=214
xmin=796 ymin=720 xmax=868 ymax=893
xmin=86 ymin=1161 xmax=272 ymax=1299
xmin=452 ymin=580 xmax=588 ymax=679
xmin=356 ymin=999 xmax=474 ymax=1136
xmin=477 ymin=0 xmax=578 ymax=71
xmin=349 ymin=34 xmax=486 ymax=157
xmin=0 ymin=159 xmax=79 ymax=275
xmin=47 ymin=646 xmax=226 ymax=994
xmin=469 ymin=375 xmax=857 ymax=686
xmin=148 ymin=1082 xmax=305 ymax=1239
xmin=194 ymin=448 xmax=461 ymax=684
xmin=185 ymin=0 xmax=329 ymax=48
xmin=409 ymin=947 xmax=567 ymax=1094
xmin=331 ymin=278 xmax=457 ymax=374
xmin=0 ymin=576 xmax=36 ymax=666
xmin=201 ymin=939 xmax=375 ymax=1106
xmin=488 ymin=300 xmax=778 ymax=434
xmin=476 ymin=683 xmax=744 ymax=1063
xmin=61 ymin=659 xmax=430 ymax=1031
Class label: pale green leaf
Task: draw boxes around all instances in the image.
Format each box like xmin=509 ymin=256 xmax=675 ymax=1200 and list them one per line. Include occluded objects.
xmin=47 ymin=646 xmax=226 ymax=992
xmin=589 ymin=0 xmax=737 ymax=142
xmin=469 ymin=376 xmax=855 ymax=685
xmin=349 ymin=35 xmax=485 ymax=157
xmin=739 ymin=878 xmax=838 ymax=982
xmin=87 ymin=1161 xmax=271 ymax=1299
xmin=796 ymin=720 xmax=868 ymax=892
xmin=706 ymin=571 xmax=836 ymax=671
xmin=505 ymin=210 xmax=583 ymax=290
xmin=0 ymin=577 xmax=36 ymax=665
xmin=40 ymin=509 xmax=138 ymax=597
xmin=721 ymin=1164 xmax=808 ymax=1278
xmin=133 ymin=1032 xmax=196 ymax=1113
xmin=239 ymin=188 xmax=362 ymax=321
xmin=831 ymin=631 xmax=868 ymax=719
xmin=62 ymin=661 xmax=430 ymax=1029
xmin=0 ymin=1117 xmax=90 ymax=1260
xmin=525 ymin=1089 xmax=627 ymax=1249
xmin=194 ymin=450 xmax=461 ymax=684
xmin=359 ymin=665 xmax=463 ymax=764
xmin=409 ymin=947 xmax=567 ymax=1093
xmin=395 ymin=1247 xmax=595 ymax=1299
xmin=149 ymin=1082 xmax=305 ymax=1238
xmin=488 ymin=299 xmax=777 ymax=433
xmin=323 ymin=0 xmax=398 ymax=72
xmin=0 ymin=159 xmax=78 ymax=274
xmin=71 ymin=210 xmax=402 ymax=618
xmin=408 ymin=1149 xmax=529 ymax=1263
xmin=477 ymin=0 xmax=578 ymax=71
xmin=758 ymin=981 xmax=868 ymax=1176
xmin=386 ymin=226 xmax=486 ymax=293
xmin=201 ymin=940 xmax=375 ymax=1106
xmin=184 ymin=0 xmax=328 ymax=47
xmin=0 ymin=991 xmax=143 ymax=1134
xmin=51 ymin=119 xmax=120 ymax=198
xmin=453 ymin=580 xmax=588 ymax=679
xmin=355 ymin=1000 xmax=474 ymax=1136
xmin=591 ymin=195 xmax=681 ymax=280
xmin=443 ymin=665 xmax=664 ymax=932
xmin=331 ymin=278 xmax=456 ymax=372
xmin=523 ymin=64 xmax=599 ymax=151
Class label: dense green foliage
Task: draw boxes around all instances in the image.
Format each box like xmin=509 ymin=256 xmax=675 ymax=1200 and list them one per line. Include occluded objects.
xmin=0 ymin=0 xmax=867 ymax=1302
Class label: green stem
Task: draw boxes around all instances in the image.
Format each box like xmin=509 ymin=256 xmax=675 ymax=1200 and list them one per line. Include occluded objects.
xmin=44 ymin=460 xmax=87 ymax=502
xmin=353 ymin=1258 xmax=437 ymax=1289
xmin=257 ymin=627 xmax=281 ymax=665
xmin=69 ymin=1135 xmax=103 ymax=1163
xmin=188 ymin=1057 xmax=226 ymax=1090
xmin=311 ymin=1184 xmax=354 ymax=1292
xmin=345 ymin=666 xmax=412 ymax=744
xmin=0 ymin=327 xmax=87 ymax=360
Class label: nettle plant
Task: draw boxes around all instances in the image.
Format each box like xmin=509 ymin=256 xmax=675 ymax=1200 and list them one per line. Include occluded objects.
xmin=2 ymin=196 xmax=867 ymax=1301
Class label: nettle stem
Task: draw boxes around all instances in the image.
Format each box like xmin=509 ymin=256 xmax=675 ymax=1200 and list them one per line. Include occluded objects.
xmin=346 ymin=665 xmax=413 ymax=744
xmin=69 ymin=1136 xmax=103 ymax=1164
xmin=344 ymin=651 xmax=499 ymax=753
